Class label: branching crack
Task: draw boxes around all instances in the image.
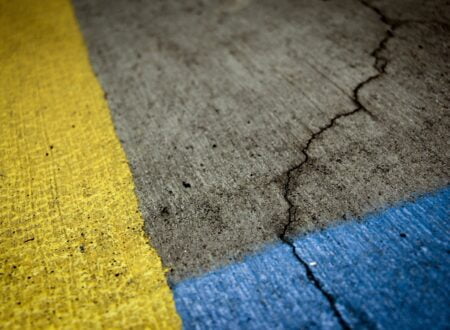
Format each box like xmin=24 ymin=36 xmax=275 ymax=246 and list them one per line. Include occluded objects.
xmin=278 ymin=1 xmax=399 ymax=329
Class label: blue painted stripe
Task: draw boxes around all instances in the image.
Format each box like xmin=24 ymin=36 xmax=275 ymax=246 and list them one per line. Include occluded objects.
xmin=293 ymin=187 xmax=450 ymax=329
xmin=174 ymin=243 xmax=340 ymax=329
xmin=173 ymin=187 xmax=450 ymax=329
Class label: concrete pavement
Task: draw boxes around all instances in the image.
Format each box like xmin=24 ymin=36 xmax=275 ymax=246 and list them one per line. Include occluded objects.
xmin=74 ymin=0 xmax=450 ymax=282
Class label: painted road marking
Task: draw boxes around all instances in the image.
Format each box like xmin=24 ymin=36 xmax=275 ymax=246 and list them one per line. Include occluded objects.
xmin=174 ymin=187 xmax=450 ymax=329
xmin=0 ymin=0 xmax=181 ymax=328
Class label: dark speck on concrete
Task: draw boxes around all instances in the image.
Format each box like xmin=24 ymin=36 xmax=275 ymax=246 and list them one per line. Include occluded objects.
xmin=161 ymin=207 xmax=170 ymax=216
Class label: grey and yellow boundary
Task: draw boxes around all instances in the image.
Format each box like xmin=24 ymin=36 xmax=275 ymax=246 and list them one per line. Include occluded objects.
xmin=0 ymin=0 xmax=181 ymax=328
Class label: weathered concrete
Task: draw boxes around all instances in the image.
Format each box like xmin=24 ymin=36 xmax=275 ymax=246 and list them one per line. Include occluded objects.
xmin=74 ymin=0 xmax=450 ymax=281
xmin=284 ymin=16 xmax=450 ymax=239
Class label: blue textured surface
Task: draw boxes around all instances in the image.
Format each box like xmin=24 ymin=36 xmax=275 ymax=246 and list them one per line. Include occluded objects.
xmin=174 ymin=187 xmax=450 ymax=329
xmin=294 ymin=187 xmax=450 ymax=329
xmin=174 ymin=243 xmax=340 ymax=329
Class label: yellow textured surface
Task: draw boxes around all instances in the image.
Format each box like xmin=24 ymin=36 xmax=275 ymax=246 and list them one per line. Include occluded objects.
xmin=0 ymin=0 xmax=181 ymax=328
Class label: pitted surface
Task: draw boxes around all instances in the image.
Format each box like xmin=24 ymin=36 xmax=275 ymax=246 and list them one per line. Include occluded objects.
xmin=74 ymin=0 xmax=450 ymax=281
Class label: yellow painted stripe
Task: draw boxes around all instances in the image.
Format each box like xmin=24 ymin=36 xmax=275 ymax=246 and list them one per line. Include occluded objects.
xmin=0 ymin=0 xmax=181 ymax=328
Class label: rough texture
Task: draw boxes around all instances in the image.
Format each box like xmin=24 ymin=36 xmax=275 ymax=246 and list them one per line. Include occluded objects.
xmin=283 ymin=0 xmax=450 ymax=239
xmin=292 ymin=187 xmax=450 ymax=329
xmin=174 ymin=188 xmax=450 ymax=329
xmin=0 ymin=1 xmax=180 ymax=328
xmin=74 ymin=0 xmax=450 ymax=281
xmin=176 ymin=243 xmax=342 ymax=329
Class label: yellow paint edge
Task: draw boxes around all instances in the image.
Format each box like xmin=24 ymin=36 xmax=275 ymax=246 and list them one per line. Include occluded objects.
xmin=0 ymin=0 xmax=181 ymax=328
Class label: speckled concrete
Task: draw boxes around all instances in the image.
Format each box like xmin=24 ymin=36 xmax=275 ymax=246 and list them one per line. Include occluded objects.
xmin=74 ymin=0 xmax=450 ymax=282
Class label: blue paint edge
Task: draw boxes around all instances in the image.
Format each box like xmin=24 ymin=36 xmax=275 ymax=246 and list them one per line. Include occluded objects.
xmin=174 ymin=187 xmax=450 ymax=329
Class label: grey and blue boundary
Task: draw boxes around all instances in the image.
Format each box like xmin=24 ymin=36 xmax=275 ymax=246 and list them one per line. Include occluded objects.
xmin=174 ymin=187 xmax=450 ymax=329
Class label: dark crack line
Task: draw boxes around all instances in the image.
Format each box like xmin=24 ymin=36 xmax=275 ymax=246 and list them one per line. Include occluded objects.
xmin=292 ymin=244 xmax=351 ymax=329
xmin=281 ymin=0 xmax=397 ymax=241
xmin=278 ymin=2 xmax=400 ymax=329
xmin=278 ymin=112 xmax=356 ymax=330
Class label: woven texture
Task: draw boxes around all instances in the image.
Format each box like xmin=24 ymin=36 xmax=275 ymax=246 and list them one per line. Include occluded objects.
xmin=0 ymin=0 xmax=181 ymax=328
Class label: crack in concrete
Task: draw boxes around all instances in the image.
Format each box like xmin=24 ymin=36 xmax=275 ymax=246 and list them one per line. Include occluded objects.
xmin=278 ymin=1 xmax=399 ymax=329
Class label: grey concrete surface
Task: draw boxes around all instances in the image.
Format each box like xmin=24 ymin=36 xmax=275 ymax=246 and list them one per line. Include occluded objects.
xmin=74 ymin=0 xmax=450 ymax=282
